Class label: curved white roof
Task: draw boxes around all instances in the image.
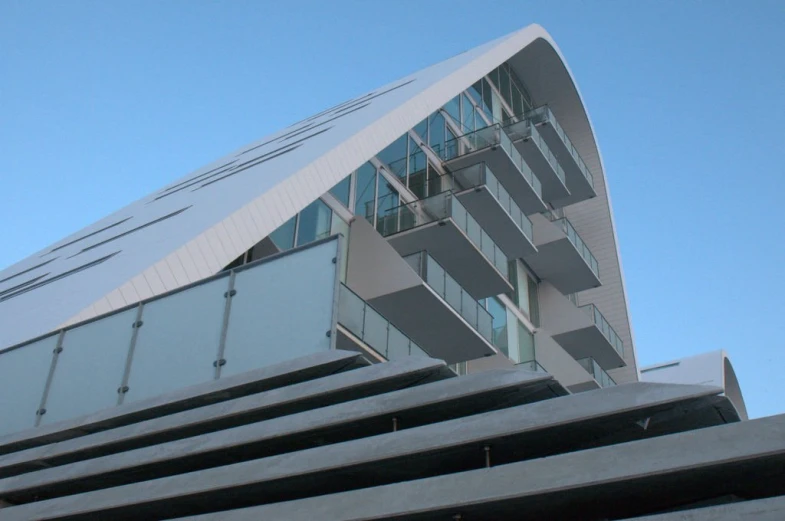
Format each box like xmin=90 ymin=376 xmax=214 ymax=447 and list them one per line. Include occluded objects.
xmin=0 ymin=24 xmax=635 ymax=371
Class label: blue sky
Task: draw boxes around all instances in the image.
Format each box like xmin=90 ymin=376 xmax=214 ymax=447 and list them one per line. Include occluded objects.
xmin=1 ymin=1 xmax=783 ymax=418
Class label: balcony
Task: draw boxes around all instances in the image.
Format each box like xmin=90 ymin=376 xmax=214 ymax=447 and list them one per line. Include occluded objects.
xmin=367 ymin=251 xmax=496 ymax=364
xmin=537 ymin=283 xmax=625 ymax=370
xmin=336 ymin=284 xmax=429 ymax=362
xmin=377 ymin=191 xmax=512 ymax=299
xmin=437 ymin=162 xmax=537 ymax=259
xmin=440 ymin=125 xmax=547 ymax=215
xmin=523 ymin=212 xmax=601 ymax=295
xmin=578 ymin=357 xmax=617 ymax=389
xmin=526 ymin=106 xmax=596 ymax=206
xmin=504 ymin=119 xmax=570 ymax=205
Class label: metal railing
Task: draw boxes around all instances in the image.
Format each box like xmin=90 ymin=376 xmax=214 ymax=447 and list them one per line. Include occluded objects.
xmin=438 ymin=162 xmax=534 ymax=243
xmin=526 ymin=105 xmax=594 ymax=188
xmin=440 ymin=124 xmax=543 ymax=200
xmin=577 ymin=356 xmax=617 ymax=388
xmin=579 ymin=304 xmax=624 ymax=358
xmin=404 ymin=251 xmax=493 ymax=345
xmin=337 ymin=284 xmax=428 ymax=361
xmin=377 ymin=191 xmax=509 ymax=278
xmin=546 ymin=213 xmax=600 ymax=279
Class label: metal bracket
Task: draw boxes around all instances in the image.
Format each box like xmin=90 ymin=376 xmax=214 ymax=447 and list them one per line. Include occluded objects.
xmin=213 ymin=358 xmax=227 ymax=368
xmin=132 ymin=320 xmax=143 ymax=328
xmin=36 ymin=408 xmax=46 ymax=416
xmin=53 ymin=346 xmax=63 ymax=354
xmin=224 ymin=289 xmax=237 ymax=298
xmin=117 ymin=386 xmax=129 ymax=394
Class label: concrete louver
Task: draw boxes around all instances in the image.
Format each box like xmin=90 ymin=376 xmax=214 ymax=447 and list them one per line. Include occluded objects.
xmin=0 ymin=362 xmax=562 ymax=498
xmin=0 ymin=357 xmax=747 ymax=521
xmin=168 ymin=413 xmax=785 ymax=521
xmin=0 ymin=349 xmax=369 ymax=455
xmin=0 ymin=355 xmax=458 ymax=479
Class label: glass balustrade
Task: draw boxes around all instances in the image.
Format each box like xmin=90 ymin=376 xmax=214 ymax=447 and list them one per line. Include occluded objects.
xmin=546 ymin=214 xmax=600 ymax=279
xmin=441 ymin=124 xmax=543 ymax=200
xmin=337 ymin=284 xmax=428 ymax=361
xmin=526 ymin=105 xmax=594 ymax=188
xmin=438 ymin=163 xmax=534 ymax=243
xmin=517 ymin=359 xmax=547 ymax=373
xmin=505 ymin=120 xmax=566 ymax=186
xmin=378 ymin=191 xmax=509 ymax=278
xmin=579 ymin=304 xmax=624 ymax=358
xmin=577 ymin=356 xmax=617 ymax=388
xmin=404 ymin=251 xmax=494 ymax=345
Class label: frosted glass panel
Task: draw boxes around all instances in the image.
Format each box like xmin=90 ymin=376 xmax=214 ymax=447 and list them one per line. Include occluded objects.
xmin=221 ymin=239 xmax=337 ymax=378
xmin=0 ymin=336 xmax=57 ymax=437
xmin=42 ymin=308 xmax=136 ymax=425
xmin=124 ymin=276 xmax=229 ymax=403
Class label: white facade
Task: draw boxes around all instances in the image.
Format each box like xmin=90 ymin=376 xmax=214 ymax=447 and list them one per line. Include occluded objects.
xmin=0 ymin=24 xmax=639 ymax=396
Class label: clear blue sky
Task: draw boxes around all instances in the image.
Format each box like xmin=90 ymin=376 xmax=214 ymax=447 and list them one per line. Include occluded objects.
xmin=1 ymin=1 xmax=783 ymax=418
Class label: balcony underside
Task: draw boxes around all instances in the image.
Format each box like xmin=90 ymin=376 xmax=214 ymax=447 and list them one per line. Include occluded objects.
xmin=534 ymin=121 xmax=596 ymax=207
xmin=445 ymin=149 xmax=546 ymax=216
xmin=524 ymin=237 xmax=600 ymax=294
xmin=369 ymin=285 xmax=496 ymax=364
xmin=455 ymin=188 xmax=537 ymax=259
xmin=552 ymin=326 xmax=626 ymax=370
xmin=567 ymin=379 xmax=601 ymax=393
xmin=385 ymin=221 xmax=512 ymax=300
xmin=512 ymin=138 xmax=570 ymax=205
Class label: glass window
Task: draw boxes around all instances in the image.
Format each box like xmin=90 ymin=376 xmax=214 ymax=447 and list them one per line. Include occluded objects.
xmin=491 ymin=89 xmax=503 ymax=123
xmin=377 ymin=134 xmax=408 ymax=179
xmin=408 ymin=139 xmax=428 ymax=199
xmin=296 ymin=199 xmax=333 ymax=247
xmin=518 ymin=321 xmax=535 ymax=363
xmin=269 ymin=215 xmax=296 ymax=251
xmin=427 ymin=162 xmax=442 ymax=198
xmin=354 ymin=162 xmax=377 ymax=222
xmin=444 ymin=127 xmax=457 ymax=160
xmin=511 ymin=83 xmax=524 ymax=118
xmin=461 ymin=94 xmax=475 ymax=133
xmin=528 ymin=276 xmax=540 ymax=327
xmin=375 ymin=175 xmax=399 ymax=232
xmin=329 ymin=175 xmax=351 ymax=208
xmin=468 ymin=81 xmax=483 ymax=108
xmin=480 ymin=78 xmax=494 ymax=121
xmin=487 ymin=297 xmax=508 ymax=356
xmin=429 ymin=112 xmax=446 ymax=156
xmin=499 ymin=64 xmax=512 ymax=107
xmin=413 ymin=118 xmax=428 ymax=142
xmin=489 ymin=67 xmax=500 ymax=91
xmin=443 ymin=95 xmax=461 ymax=126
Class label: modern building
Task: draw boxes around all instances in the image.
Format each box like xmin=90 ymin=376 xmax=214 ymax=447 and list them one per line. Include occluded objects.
xmin=642 ymin=349 xmax=748 ymax=420
xmin=0 ymin=23 xmax=779 ymax=520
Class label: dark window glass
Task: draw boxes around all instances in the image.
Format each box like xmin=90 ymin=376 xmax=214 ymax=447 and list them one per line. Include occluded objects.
xmin=377 ymin=134 xmax=408 ymax=179
xmin=429 ymin=112 xmax=446 ymax=156
xmin=528 ymin=276 xmax=540 ymax=327
xmin=408 ymin=138 xmax=428 ymax=198
xmin=499 ymin=65 xmax=512 ymax=107
xmin=355 ymin=162 xmax=377 ymax=222
xmin=375 ymin=175 xmax=399 ymax=232
xmin=296 ymin=199 xmax=333 ymax=247
xmin=329 ymin=175 xmax=351 ymax=207
xmin=489 ymin=67 xmax=500 ymax=91
xmin=413 ymin=118 xmax=428 ymax=142
xmin=443 ymin=95 xmax=461 ymax=126
xmin=461 ymin=94 xmax=475 ymax=133
xmin=511 ymin=83 xmax=524 ymax=118
xmin=427 ymin=162 xmax=442 ymax=197
xmin=468 ymin=81 xmax=483 ymax=108
xmin=444 ymin=127 xmax=457 ymax=160
xmin=481 ymin=78 xmax=494 ymax=121
xmin=269 ymin=215 xmax=296 ymax=251
xmin=488 ymin=297 xmax=509 ymax=356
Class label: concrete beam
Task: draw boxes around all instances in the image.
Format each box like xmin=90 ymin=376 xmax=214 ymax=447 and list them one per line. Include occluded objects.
xmin=624 ymin=495 xmax=785 ymax=521
xmin=0 ymin=355 xmax=452 ymax=479
xmin=0 ymin=383 xmax=736 ymax=520
xmin=0 ymin=350 xmax=367 ymax=455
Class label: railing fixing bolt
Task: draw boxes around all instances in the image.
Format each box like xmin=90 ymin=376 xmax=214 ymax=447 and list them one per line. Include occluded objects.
xmin=484 ymin=445 xmax=491 ymax=468
xmin=392 ymin=416 xmax=399 ymax=432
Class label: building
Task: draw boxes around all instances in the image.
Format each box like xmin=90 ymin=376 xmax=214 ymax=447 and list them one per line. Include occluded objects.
xmin=642 ymin=349 xmax=748 ymax=420
xmin=0 ymin=24 xmax=780 ymax=520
